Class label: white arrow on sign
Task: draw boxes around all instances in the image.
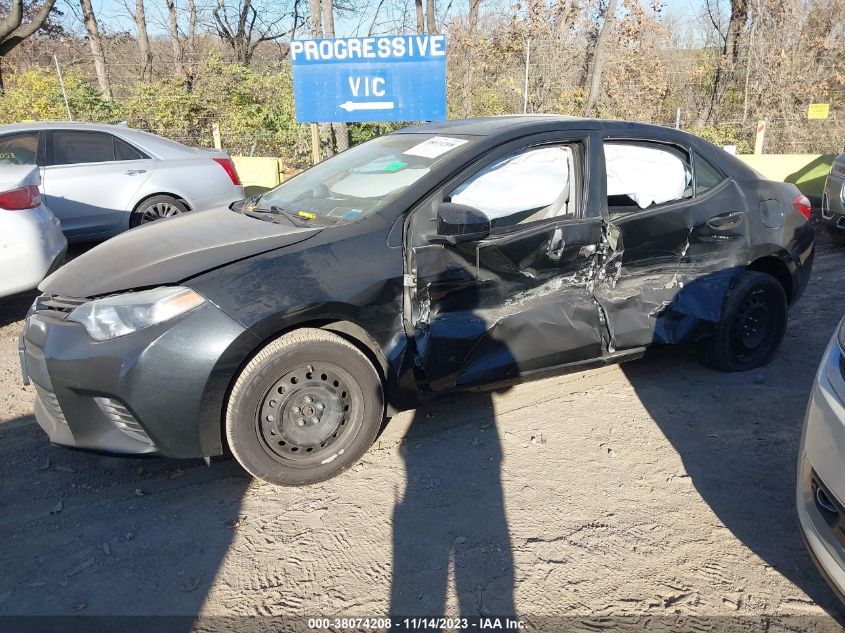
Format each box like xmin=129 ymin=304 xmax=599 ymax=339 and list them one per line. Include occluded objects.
xmin=339 ymin=100 xmax=395 ymax=112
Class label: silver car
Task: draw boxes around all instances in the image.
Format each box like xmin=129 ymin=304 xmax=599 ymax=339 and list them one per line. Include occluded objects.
xmin=821 ymin=152 xmax=845 ymax=245
xmin=0 ymin=122 xmax=244 ymax=242
xmin=0 ymin=165 xmax=66 ymax=298
xmin=798 ymin=316 xmax=845 ymax=602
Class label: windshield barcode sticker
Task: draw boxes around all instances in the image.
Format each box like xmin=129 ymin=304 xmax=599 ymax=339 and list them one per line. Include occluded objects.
xmin=403 ymin=136 xmax=468 ymax=159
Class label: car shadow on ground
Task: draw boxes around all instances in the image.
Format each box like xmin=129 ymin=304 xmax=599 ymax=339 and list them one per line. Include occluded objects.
xmin=0 ymin=417 xmax=250 ymax=618
xmin=622 ymin=342 xmax=845 ymax=618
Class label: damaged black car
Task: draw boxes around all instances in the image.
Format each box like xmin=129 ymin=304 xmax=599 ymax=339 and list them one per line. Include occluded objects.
xmin=20 ymin=116 xmax=814 ymax=485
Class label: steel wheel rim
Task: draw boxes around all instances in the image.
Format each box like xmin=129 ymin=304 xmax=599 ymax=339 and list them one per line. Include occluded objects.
xmin=729 ymin=288 xmax=776 ymax=363
xmin=254 ymin=362 xmax=362 ymax=467
xmin=141 ymin=202 xmax=183 ymax=223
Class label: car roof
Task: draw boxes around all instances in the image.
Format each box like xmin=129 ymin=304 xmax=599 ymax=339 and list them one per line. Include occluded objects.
xmin=396 ymin=115 xmax=682 ymax=137
xmin=0 ymin=121 xmax=207 ymax=159
xmin=396 ymin=115 xmax=760 ymax=180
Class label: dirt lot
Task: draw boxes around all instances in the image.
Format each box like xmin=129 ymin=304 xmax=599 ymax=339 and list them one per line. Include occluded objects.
xmin=2 ymin=236 xmax=845 ymax=630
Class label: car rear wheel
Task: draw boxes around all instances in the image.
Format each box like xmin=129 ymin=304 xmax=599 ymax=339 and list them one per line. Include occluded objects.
xmin=225 ymin=328 xmax=384 ymax=486
xmin=699 ymin=271 xmax=787 ymax=372
xmin=130 ymin=195 xmax=188 ymax=227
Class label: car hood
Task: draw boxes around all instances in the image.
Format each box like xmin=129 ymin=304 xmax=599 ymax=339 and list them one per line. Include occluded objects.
xmin=40 ymin=208 xmax=322 ymax=298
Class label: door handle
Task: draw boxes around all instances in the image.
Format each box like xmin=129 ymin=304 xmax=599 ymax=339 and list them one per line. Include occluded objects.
xmin=706 ymin=212 xmax=743 ymax=230
xmin=124 ymin=169 xmax=147 ymax=175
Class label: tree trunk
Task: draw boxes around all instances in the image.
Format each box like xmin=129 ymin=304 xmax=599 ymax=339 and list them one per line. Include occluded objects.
xmin=186 ymin=0 xmax=197 ymax=84
xmin=165 ymin=0 xmax=183 ymax=68
xmin=462 ymin=0 xmax=481 ymax=116
xmin=415 ymin=0 xmax=424 ymax=33
xmin=698 ymin=0 xmax=749 ymax=124
xmin=426 ymin=0 xmax=436 ymax=33
xmin=309 ymin=0 xmax=323 ymax=37
xmin=79 ymin=0 xmax=112 ymax=99
xmin=584 ymin=0 xmax=616 ymax=116
xmin=308 ymin=0 xmax=333 ymax=157
xmin=134 ymin=0 xmax=152 ymax=81
xmin=322 ymin=0 xmax=348 ymax=152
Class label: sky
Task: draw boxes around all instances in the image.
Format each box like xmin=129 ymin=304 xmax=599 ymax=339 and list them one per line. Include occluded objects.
xmin=58 ymin=0 xmax=709 ymax=41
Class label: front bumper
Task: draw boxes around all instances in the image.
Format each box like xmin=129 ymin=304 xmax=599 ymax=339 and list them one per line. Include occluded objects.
xmin=798 ymin=324 xmax=845 ymax=602
xmin=20 ymin=298 xmax=254 ymax=458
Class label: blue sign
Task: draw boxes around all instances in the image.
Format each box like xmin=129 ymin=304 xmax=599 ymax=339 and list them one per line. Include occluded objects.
xmin=290 ymin=34 xmax=447 ymax=123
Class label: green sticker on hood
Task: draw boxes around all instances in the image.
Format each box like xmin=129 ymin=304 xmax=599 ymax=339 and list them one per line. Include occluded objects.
xmin=383 ymin=161 xmax=407 ymax=172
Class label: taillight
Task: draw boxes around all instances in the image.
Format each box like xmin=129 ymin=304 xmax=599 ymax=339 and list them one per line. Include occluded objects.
xmin=213 ymin=157 xmax=241 ymax=186
xmin=0 ymin=185 xmax=41 ymax=210
xmin=793 ymin=194 xmax=812 ymax=220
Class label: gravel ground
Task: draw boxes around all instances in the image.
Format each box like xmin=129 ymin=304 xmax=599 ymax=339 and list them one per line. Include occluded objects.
xmin=1 ymin=235 xmax=845 ymax=630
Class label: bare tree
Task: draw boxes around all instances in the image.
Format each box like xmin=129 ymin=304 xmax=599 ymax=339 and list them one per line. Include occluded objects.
xmin=79 ymin=0 xmax=111 ymax=98
xmin=461 ymin=0 xmax=481 ymax=115
xmin=165 ymin=0 xmax=198 ymax=86
xmin=213 ymin=0 xmax=302 ymax=65
xmin=584 ymin=0 xmax=617 ymax=116
xmin=425 ymin=0 xmax=436 ymax=32
xmin=414 ymin=0 xmax=423 ymax=33
xmin=321 ymin=0 xmax=348 ymax=151
xmin=699 ymin=0 xmax=749 ymax=123
xmin=0 ymin=0 xmax=58 ymax=89
xmin=134 ymin=0 xmax=152 ymax=80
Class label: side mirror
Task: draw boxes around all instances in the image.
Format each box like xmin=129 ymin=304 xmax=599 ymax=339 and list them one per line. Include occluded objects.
xmin=433 ymin=202 xmax=490 ymax=244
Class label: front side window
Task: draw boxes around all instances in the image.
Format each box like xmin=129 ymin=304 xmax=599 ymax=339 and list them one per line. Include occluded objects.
xmin=257 ymin=134 xmax=474 ymax=224
xmin=449 ymin=145 xmax=575 ymax=229
xmin=0 ymin=132 xmax=38 ymax=165
xmin=52 ymin=131 xmax=116 ymax=165
xmin=605 ymin=141 xmax=692 ymax=215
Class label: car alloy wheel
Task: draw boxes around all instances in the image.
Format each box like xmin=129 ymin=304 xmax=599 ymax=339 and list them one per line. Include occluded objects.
xmin=141 ymin=201 xmax=184 ymax=223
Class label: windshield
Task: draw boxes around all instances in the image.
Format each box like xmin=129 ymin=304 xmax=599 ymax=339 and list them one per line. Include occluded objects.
xmin=255 ymin=134 xmax=474 ymax=224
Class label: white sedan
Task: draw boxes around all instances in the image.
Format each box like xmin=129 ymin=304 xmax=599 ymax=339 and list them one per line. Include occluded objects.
xmin=0 ymin=122 xmax=244 ymax=242
xmin=0 ymin=165 xmax=67 ymax=298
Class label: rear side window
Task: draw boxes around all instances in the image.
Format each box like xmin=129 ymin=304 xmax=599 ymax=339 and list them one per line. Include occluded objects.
xmin=114 ymin=137 xmax=148 ymax=161
xmin=0 ymin=132 xmax=39 ymax=165
xmin=604 ymin=141 xmax=692 ymax=215
xmin=694 ymin=153 xmax=726 ymax=195
xmin=52 ymin=131 xmax=115 ymax=165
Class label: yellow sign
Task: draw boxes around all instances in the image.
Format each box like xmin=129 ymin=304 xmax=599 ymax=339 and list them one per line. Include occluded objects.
xmin=808 ymin=103 xmax=830 ymax=120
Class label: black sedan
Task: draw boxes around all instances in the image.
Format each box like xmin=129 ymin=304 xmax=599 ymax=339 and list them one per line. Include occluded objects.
xmin=20 ymin=116 xmax=815 ymax=485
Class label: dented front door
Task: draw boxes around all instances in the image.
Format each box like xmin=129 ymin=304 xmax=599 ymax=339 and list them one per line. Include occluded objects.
xmin=409 ymin=218 xmax=605 ymax=392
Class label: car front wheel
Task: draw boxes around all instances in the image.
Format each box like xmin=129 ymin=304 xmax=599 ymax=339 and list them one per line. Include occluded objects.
xmin=225 ymin=328 xmax=384 ymax=486
xmin=699 ymin=271 xmax=787 ymax=372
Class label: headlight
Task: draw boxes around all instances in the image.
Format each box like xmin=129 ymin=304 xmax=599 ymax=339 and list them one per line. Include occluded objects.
xmin=68 ymin=287 xmax=205 ymax=341
xmin=838 ymin=317 xmax=845 ymax=352
xmin=840 ymin=181 xmax=845 ymax=206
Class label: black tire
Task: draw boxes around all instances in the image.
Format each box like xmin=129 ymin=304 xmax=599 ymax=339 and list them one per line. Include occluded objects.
xmin=130 ymin=195 xmax=189 ymax=227
xmin=225 ymin=328 xmax=384 ymax=486
xmin=699 ymin=271 xmax=787 ymax=372
xmin=826 ymin=226 xmax=845 ymax=247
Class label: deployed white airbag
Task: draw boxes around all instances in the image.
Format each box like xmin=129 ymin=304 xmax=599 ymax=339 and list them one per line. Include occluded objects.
xmin=605 ymin=143 xmax=689 ymax=209
xmin=451 ymin=146 xmax=570 ymax=219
